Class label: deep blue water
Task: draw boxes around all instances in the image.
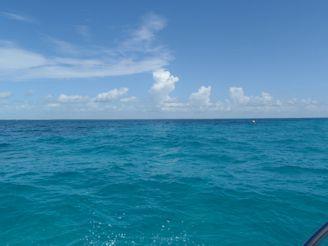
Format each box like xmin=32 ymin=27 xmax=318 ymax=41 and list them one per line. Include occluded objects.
xmin=0 ymin=119 xmax=327 ymax=245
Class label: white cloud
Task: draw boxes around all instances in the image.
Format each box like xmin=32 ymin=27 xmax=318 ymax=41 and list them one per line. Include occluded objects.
xmin=2 ymin=84 xmax=327 ymax=118
xmin=229 ymin=87 xmax=250 ymax=105
xmin=51 ymin=57 xmax=104 ymax=66
xmin=133 ymin=13 xmax=166 ymax=42
xmin=259 ymin=92 xmax=272 ymax=102
xmin=0 ymin=12 xmax=34 ymax=23
xmin=95 ymin=88 xmax=128 ymax=102
xmin=251 ymin=92 xmax=280 ymax=107
xmin=58 ymin=94 xmax=89 ymax=103
xmin=116 ymin=13 xmax=170 ymax=59
xmin=0 ymin=91 xmax=11 ymax=99
xmin=44 ymin=88 xmax=134 ymax=111
xmin=149 ymin=69 xmax=179 ymax=104
xmin=0 ymin=43 xmax=169 ymax=80
xmin=189 ymin=86 xmax=212 ymax=107
xmin=120 ymin=96 xmax=137 ymax=103
xmin=0 ymin=13 xmax=170 ymax=81
xmin=228 ymin=87 xmax=282 ymax=109
xmin=148 ymin=79 xmax=320 ymax=115
xmin=0 ymin=45 xmax=47 ymax=70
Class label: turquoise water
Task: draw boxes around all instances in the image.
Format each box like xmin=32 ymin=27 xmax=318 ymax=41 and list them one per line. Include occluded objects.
xmin=0 ymin=119 xmax=327 ymax=245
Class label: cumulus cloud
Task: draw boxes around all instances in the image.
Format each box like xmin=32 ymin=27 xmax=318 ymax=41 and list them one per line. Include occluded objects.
xmin=42 ymin=88 xmax=137 ymax=114
xmin=251 ymin=92 xmax=281 ymax=107
xmin=47 ymin=88 xmax=133 ymax=107
xmin=146 ymin=71 xmax=324 ymax=116
xmin=148 ymin=72 xmax=287 ymax=114
xmin=3 ymin=84 xmax=327 ymax=118
xmin=189 ymin=86 xmax=212 ymax=107
xmin=228 ymin=87 xmax=283 ymax=109
xmin=255 ymin=92 xmax=272 ymax=103
xmin=95 ymin=88 xmax=128 ymax=102
xmin=229 ymin=87 xmax=250 ymax=105
xmin=149 ymin=69 xmax=179 ymax=104
xmin=149 ymin=70 xmax=216 ymax=112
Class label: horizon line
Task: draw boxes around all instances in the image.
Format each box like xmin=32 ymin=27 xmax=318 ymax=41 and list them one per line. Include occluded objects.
xmin=0 ymin=116 xmax=327 ymax=121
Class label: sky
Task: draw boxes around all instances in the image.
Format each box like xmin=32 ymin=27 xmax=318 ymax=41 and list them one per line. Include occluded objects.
xmin=0 ymin=0 xmax=327 ymax=119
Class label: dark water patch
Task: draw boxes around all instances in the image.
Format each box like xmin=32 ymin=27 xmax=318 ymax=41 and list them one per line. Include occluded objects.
xmin=0 ymin=142 xmax=11 ymax=148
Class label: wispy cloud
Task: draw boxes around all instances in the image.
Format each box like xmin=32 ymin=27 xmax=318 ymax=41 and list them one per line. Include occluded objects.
xmin=132 ymin=13 xmax=166 ymax=42
xmin=47 ymin=37 xmax=82 ymax=55
xmin=117 ymin=13 xmax=168 ymax=55
xmin=0 ymin=44 xmax=47 ymax=70
xmin=0 ymin=13 xmax=171 ymax=81
xmin=0 ymin=11 xmax=35 ymax=23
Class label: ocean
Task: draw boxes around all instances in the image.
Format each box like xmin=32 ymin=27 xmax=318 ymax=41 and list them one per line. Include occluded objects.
xmin=0 ymin=119 xmax=327 ymax=245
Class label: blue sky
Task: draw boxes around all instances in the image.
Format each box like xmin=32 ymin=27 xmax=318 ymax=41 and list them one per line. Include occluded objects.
xmin=0 ymin=0 xmax=327 ymax=119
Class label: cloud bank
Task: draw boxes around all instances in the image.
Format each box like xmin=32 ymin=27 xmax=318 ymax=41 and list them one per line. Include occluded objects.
xmin=3 ymin=68 xmax=319 ymax=119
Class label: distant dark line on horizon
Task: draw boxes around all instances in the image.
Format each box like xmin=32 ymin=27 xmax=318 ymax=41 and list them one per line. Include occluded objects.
xmin=0 ymin=117 xmax=327 ymax=121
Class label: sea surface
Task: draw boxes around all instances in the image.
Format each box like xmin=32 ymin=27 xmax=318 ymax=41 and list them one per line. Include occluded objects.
xmin=0 ymin=119 xmax=327 ymax=245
